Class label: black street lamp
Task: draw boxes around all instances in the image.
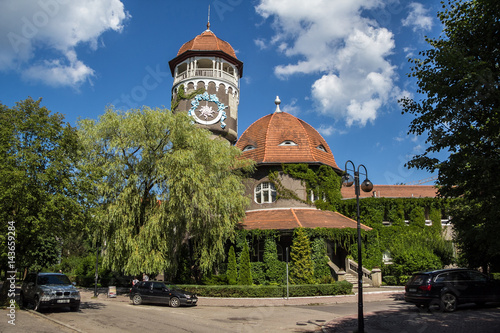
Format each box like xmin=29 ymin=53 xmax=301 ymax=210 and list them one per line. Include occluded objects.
xmin=342 ymin=160 xmax=373 ymax=333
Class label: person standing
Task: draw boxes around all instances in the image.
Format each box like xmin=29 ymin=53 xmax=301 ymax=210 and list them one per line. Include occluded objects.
xmin=142 ymin=273 xmax=149 ymax=281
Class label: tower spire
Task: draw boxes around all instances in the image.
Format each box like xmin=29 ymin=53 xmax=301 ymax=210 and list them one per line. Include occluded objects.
xmin=207 ymin=5 xmax=211 ymax=31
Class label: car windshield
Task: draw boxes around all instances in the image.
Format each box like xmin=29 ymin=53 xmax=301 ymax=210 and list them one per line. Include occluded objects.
xmin=38 ymin=274 xmax=72 ymax=285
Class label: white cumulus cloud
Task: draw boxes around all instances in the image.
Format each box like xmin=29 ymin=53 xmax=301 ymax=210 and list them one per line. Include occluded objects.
xmin=255 ymin=0 xmax=400 ymax=127
xmin=402 ymin=2 xmax=433 ymax=32
xmin=0 ymin=0 xmax=130 ymax=87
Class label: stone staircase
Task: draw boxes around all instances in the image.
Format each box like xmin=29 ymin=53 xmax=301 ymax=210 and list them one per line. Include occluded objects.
xmin=328 ymin=259 xmax=376 ymax=288
xmin=344 ymin=272 xmax=372 ymax=288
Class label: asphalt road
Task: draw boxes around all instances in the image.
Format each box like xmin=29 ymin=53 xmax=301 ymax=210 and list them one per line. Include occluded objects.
xmin=2 ymin=289 xmax=500 ymax=332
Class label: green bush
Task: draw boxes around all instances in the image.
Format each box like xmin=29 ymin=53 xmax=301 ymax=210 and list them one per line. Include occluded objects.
xmin=251 ymin=262 xmax=266 ymax=285
xmin=227 ymin=246 xmax=237 ymax=285
xmin=178 ymin=281 xmax=352 ymax=298
xmin=383 ymin=276 xmax=398 ymax=286
xmin=238 ymin=242 xmax=252 ymax=285
xmin=290 ymin=228 xmax=315 ymax=284
xmin=398 ymin=275 xmax=411 ymax=285
xmin=264 ymin=237 xmax=284 ymax=284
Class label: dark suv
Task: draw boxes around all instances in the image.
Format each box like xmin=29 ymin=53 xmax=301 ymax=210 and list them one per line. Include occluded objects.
xmin=130 ymin=281 xmax=197 ymax=307
xmin=405 ymin=268 xmax=500 ymax=312
xmin=20 ymin=272 xmax=80 ymax=312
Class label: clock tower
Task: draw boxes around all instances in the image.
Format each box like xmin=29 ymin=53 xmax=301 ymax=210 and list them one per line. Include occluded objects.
xmin=169 ymin=23 xmax=243 ymax=144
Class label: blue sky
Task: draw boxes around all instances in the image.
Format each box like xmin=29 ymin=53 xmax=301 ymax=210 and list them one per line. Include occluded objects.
xmin=0 ymin=0 xmax=445 ymax=185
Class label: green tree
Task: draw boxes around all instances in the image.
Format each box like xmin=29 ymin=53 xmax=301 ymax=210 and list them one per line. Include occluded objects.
xmin=237 ymin=242 xmax=252 ymax=285
xmin=0 ymin=98 xmax=84 ymax=305
xmin=77 ymin=107 xmax=252 ymax=280
xmin=227 ymin=246 xmax=237 ymax=285
xmin=408 ymin=207 xmax=425 ymax=229
xmin=263 ymin=237 xmax=284 ymax=284
xmin=289 ymin=228 xmax=315 ymax=284
xmin=399 ymin=0 xmax=500 ymax=271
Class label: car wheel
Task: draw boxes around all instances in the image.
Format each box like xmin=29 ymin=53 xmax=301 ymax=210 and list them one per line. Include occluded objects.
xmin=440 ymin=293 xmax=457 ymax=312
xmin=132 ymin=294 xmax=143 ymax=305
xmin=169 ymin=297 xmax=180 ymax=308
xmin=34 ymin=296 xmax=42 ymax=312
xmin=70 ymin=304 xmax=80 ymax=312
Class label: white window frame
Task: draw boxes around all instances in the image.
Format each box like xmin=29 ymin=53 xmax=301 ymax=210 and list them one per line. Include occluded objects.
xmin=255 ymin=182 xmax=277 ymax=204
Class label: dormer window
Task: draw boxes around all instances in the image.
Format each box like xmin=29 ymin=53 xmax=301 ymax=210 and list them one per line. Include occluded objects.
xmin=316 ymin=145 xmax=327 ymax=152
xmin=279 ymin=140 xmax=297 ymax=146
xmin=243 ymin=145 xmax=256 ymax=151
xmin=255 ymin=182 xmax=277 ymax=204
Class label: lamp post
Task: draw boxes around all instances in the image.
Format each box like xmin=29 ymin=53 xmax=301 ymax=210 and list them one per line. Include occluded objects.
xmin=342 ymin=160 xmax=373 ymax=333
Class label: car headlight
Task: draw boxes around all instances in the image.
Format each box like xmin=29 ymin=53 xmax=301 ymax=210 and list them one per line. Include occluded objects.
xmin=185 ymin=294 xmax=191 ymax=299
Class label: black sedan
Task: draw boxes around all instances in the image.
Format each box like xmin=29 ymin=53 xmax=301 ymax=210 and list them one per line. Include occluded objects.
xmin=405 ymin=268 xmax=500 ymax=312
xmin=130 ymin=281 xmax=197 ymax=307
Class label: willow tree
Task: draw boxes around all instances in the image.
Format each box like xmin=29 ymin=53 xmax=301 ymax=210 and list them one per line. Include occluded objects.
xmin=78 ymin=107 xmax=253 ymax=278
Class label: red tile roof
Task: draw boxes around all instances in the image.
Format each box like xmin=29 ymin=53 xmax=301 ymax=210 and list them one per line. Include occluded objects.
xmin=177 ymin=30 xmax=237 ymax=58
xmin=236 ymin=112 xmax=340 ymax=170
xmin=341 ymin=185 xmax=438 ymax=199
xmin=240 ymin=208 xmax=371 ymax=231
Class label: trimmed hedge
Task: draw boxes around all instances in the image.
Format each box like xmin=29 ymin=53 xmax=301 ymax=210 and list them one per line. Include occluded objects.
xmin=177 ymin=280 xmax=353 ymax=298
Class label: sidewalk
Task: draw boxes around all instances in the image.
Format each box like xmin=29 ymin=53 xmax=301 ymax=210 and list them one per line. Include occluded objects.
xmin=80 ymin=285 xmax=405 ymax=307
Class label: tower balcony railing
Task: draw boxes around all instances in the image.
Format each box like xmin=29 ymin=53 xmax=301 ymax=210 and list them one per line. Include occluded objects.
xmin=173 ymin=69 xmax=239 ymax=88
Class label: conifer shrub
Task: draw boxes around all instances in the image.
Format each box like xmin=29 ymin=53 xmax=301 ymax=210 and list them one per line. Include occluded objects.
xmin=238 ymin=242 xmax=253 ymax=285
xmin=227 ymin=246 xmax=238 ymax=285
xmin=264 ymin=237 xmax=285 ymax=284
xmin=290 ymin=228 xmax=315 ymax=285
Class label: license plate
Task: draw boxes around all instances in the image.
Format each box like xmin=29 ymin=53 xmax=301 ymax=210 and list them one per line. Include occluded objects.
xmin=57 ymin=299 xmax=70 ymax=303
xmin=409 ymin=288 xmax=417 ymax=293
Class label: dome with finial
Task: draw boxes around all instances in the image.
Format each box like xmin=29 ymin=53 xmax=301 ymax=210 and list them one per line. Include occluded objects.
xmin=236 ymin=97 xmax=340 ymax=170
xmin=176 ymin=29 xmax=237 ymax=59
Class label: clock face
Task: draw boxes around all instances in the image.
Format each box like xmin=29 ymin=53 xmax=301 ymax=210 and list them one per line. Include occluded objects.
xmin=192 ymin=101 xmax=223 ymax=125
xmin=189 ymin=92 xmax=227 ymax=128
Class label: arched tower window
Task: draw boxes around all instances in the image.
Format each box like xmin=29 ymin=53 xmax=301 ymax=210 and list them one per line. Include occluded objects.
xmin=255 ymin=182 xmax=277 ymax=204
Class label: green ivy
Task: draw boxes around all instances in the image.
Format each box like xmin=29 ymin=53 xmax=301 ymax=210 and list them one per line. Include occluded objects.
xmin=171 ymin=85 xmax=205 ymax=111
xmin=279 ymin=164 xmax=343 ymax=210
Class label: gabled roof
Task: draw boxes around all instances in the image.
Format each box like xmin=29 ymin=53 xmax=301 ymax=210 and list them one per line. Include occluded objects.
xmin=240 ymin=208 xmax=371 ymax=231
xmin=341 ymin=185 xmax=438 ymax=199
xmin=235 ymin=111 xmax=340 ymax=170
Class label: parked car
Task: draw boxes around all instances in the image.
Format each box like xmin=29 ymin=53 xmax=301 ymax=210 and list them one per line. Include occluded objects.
xmin=20 ymin=272 xmax=81 ymax=312
xmin=404 ymin=268 xmax=500 ymax=312
xmin=130 ymin=281 xmax=197 ymax=307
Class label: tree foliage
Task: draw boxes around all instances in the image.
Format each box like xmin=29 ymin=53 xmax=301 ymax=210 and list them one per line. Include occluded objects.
xmin=263 ymin=237 xmax=284 ymax=284
xmin=399 ymin=0 xmax=500 ymax=270
xmin=0 ymin=98 xmax=83 ymax=272
xmin=237 ymin=242 xmax=252 ymax=285
xmin=290 ymin=228 xmax=315 ymax=284
xmin=77 ymin=107 xmax=253 ymax=277
xmin=227 ymin=246 xmax=237 ymax=285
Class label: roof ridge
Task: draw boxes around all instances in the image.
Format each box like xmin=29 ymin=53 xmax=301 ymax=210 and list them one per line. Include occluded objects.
xmin=290 ymin=209 xmax=303 ymax=227
xmin=262 ymin=112 xmax=276 ymax=162
xmin=295 ymin=117 xmax=315 ymax=162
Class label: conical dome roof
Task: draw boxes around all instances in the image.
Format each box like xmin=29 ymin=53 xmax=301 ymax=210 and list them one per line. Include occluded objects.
xmin=236 ymin=98 xmax=340 ymax=170
xmin=169 ymin=27 xmax=243 ymax=77
xmin=177 ymin=29 xmax=237 ymax=58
